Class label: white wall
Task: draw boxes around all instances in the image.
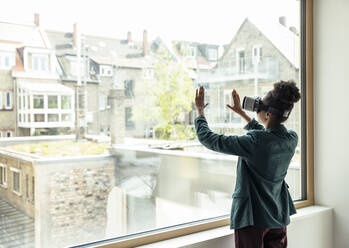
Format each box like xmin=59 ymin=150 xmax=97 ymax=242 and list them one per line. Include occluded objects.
xmin=184 ymin=208 xmax=333 ymax=248
xmin=314 ymin=0 xmax=349 ymax=247
xmin=139 ymin=207 xmax=332 ymax=248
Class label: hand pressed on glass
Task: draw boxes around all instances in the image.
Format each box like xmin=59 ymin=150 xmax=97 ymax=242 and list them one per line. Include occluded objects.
xmin=195 ymin=86 xmax=209 ymax=116
xmin=226 ymin=89 xmax=244 ymax=114
xmin=226 ymin=89 xmax=252 ymax=124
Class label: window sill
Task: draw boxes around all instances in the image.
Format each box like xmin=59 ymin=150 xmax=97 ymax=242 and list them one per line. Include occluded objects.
xmin=137 ymin=206 xmax=332 ymax=248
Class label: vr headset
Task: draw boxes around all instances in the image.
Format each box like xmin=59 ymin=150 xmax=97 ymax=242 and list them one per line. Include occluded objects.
xmin=242 ymin=96 xmax=291 ymax=118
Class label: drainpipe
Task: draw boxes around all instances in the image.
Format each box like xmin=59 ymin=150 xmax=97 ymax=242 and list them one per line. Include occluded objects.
xmin=110 ymin=65 xmax=125 ymax=145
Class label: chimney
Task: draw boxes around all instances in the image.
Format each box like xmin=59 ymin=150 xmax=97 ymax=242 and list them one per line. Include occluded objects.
xmin=73 ymin=23 xmax=78 ymax=47
xmin=143 ymin=30 xmax=149 ymax=56
xmin=127 ymin=31 xmax=132 ymax=43
xmin=279 ymin=16 xmax=287 ymax=27
xmin=34 ymin=13 xmax=40 ymax=27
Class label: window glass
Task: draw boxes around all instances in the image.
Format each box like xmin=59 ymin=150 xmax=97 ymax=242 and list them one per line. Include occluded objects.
xmin=13 ymin=170 xmax=20 ymax=193
xmin=0 ymin=165 xmax=7 ymax=186
xmin=48 ymin=114 xmax=59 ymax=122
xmin=34 ymin=114 xmax=45 ymax=122
xmin=62 ymin=114 xmax=72 ymax=121
xmin=61 ymin=96 xmax=72 ymax=109
xmin=33 ymin=95 xmax=44 ymax=109
xmin=48 ymin=96 xmax=58 ymax=109
xmin=0 ymin=1 xmax=303 ymax=247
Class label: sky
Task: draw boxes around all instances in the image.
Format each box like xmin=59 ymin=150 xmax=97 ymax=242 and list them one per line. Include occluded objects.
xmin=0 ymin=0 xmax=300 ymax=45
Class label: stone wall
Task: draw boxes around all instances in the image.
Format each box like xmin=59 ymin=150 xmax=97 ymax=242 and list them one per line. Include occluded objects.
xmin=34 ymin=155 xmax=115 ymax=248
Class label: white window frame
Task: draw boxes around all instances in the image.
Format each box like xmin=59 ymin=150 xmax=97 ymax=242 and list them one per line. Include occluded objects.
xmin=5 ymin=91 xmax=12 ymax=109
xmin=207 ymin=48 xmax=218 ymax=61
xmin=0 ymin=51 xmax=15 ymax=70
xmin=100 ymin=65 xmax=113 ymax=77
xmin=236 ymin=48 xmax=245 ymax=73
xmin=0 ymin=163 xmax=7 ymax=188
xmin=32 ymin=54 xmax=49 ymax=72
xmin=252 ymin=44 xmax=262 ymax=65
xmin=10 ymin=167 xmax=21 ymax=196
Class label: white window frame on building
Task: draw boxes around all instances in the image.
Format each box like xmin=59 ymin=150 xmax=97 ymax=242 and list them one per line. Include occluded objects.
xmin=207 ymin=47 xmax=218 ymax=61
xmin=236 ymin=48 xmax=246 ymax=74
xmin=17 ymin=82 xmax=74 ymax=131
xmin=32 ymin=54 xmax=49 ymax=72
xmin=252 ymin=45 xmax=263 ymax=65
xmin=0 ymin=163 xmax=7 ymax=188
xmin=10 ymin=167 xmax=21 ymax=196
xmin=0 ymin=49 xmax=16 ymax=70
xmin=68 ymin=55 xmax=87 ymax=77
xmin=100 ymin=65 xmax=113 ymax=77
xmin=5 ymin=91 xmax=12 ymax=110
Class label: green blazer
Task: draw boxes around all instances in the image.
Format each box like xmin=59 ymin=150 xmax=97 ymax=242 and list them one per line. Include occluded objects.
xmin=195 ymin=115 xmax=297 ymax=229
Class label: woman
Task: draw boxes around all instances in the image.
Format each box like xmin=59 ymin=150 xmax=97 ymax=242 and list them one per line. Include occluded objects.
xmin=194 ymin=81 xmax=301 ymax=248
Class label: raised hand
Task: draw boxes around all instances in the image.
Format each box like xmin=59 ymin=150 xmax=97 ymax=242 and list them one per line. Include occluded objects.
xmin=195 ymin=86 xmax=209 ymax=115
xmin=226 ymin=89 xmax=243 ymax=114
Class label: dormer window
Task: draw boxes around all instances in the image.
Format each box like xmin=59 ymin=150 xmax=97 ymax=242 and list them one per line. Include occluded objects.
xmin=208 ymin=48 xmax=218 ymax=61
xmin=100 ymin=65 xmax=113 ymax=77
xmin=32 ymin=54 xmax=49 ymax=72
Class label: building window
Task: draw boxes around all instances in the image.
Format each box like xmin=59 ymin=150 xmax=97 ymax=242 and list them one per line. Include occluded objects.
xmin=34 ymin=114 xmax=45 ymax=122
xmin=5 ymin=91 xmax=12 ymax=109
xmin=33 ymin=95 xmax=44 ymax=109
xmin=100 ymin=65 xmax=113 ymax=77
xmin=0 ymin=164 xmax=7 ymax=187
xmin=62 ymin=114 xmax=72 ymax=122
xmin=0 ymin=52 xmax=15 ymax=70
xmin=124 ymin=80 xmax=135 ymax=97
xmin=32 ymin=54 xmax=49 ymax=72
xmin=252 ymin=45 xmax=263 ymax=64
xmin=48 ymin=114 xmax=59 ymax=122
xmin=208 ymin=48 xmax=218 ymax=61
xmin=48 ymin=95 xmax=58 ymax=109
xmin=61 ymin=95 xmax=72 ymax=109
xmin=237 ymin=49 xmax=245 ymax=73
xmin=125 ymin=107 xmax=135 ymax=129
xmin=10 ymin=168 xmax=21 ymax=195
xmin=6 ymin=131 xmax=12 ymax=137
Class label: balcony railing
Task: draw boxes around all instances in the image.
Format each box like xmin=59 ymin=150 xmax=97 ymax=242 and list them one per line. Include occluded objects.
xmin=197 ymin=57 xmax=280 ymax=84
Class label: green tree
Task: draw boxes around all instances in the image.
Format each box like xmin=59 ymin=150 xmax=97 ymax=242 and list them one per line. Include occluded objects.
xmin=133 ymin=50 xmax=195 ymax=140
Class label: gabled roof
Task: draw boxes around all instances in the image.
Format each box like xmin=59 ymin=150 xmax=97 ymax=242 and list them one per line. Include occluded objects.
xmin=221 ymin=18 xmax=300 ymax=68
xmin=46 ymin=30 xmax=151 ymax=68
xmin=0 ymin=21 xmax=46 ymax=48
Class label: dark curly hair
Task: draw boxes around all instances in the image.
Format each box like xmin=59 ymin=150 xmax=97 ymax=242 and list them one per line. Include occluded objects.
xmin=262 ymin=80 xmax=301 ymax=123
